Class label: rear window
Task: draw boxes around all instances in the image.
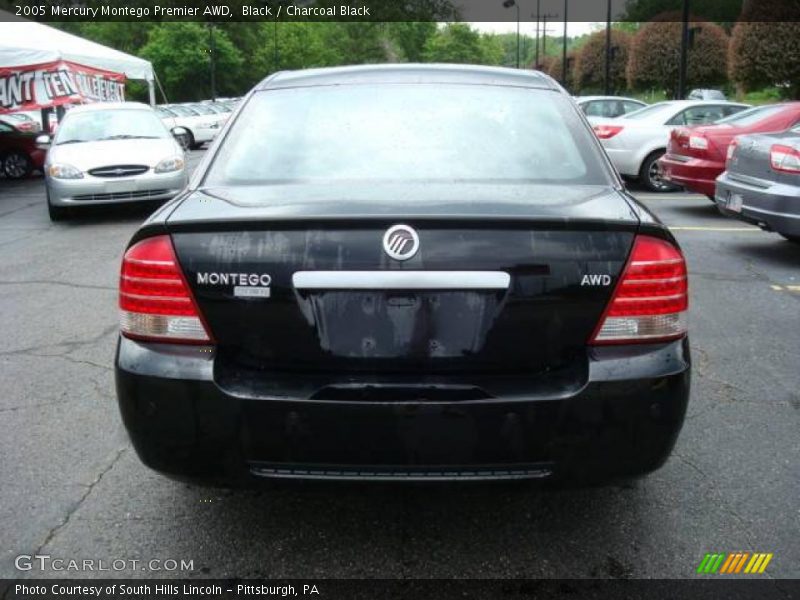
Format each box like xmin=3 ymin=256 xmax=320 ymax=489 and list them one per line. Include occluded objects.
xmin=715 ymin=105 xmax=786 ymax=126
xmin=204 ymin=84 xmax=611 ymax=186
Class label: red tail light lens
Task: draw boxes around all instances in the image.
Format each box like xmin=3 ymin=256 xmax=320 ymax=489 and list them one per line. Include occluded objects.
xmin=119 ymin=235 xmax=212 ymax=343
xmin=591 ymin=235 xmax=688 ymax=345
xmin=593 ymin=125 xmax=624 ymax=139
xmin=769 ymin=144 xmax=800 ymax=174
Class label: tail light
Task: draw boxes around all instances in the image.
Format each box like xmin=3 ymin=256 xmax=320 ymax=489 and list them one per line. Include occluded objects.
xmin=726 ymin=138 xmax=738 ymax=162
xmin=689 ymin=135 xmax=709 ymax=150
xmin=119 ymin=235 xmax=212 ymax=344
xmin=593 ymin=124 xmax=624 ymax=139
xmin=769 ymin=144 xmax=800 ymax=174
xmin=590 ymin=235 xmax=688 ymax=345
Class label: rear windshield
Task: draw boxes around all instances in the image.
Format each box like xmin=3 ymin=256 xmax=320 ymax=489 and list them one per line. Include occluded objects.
xmin=204 ymin=84 xmax=611 ymax=186
xmin=714 ymin=104 xmax=786 ymax=126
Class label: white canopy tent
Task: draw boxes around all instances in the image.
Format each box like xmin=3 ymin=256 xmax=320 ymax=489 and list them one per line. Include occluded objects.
xmin=0 ymin=12 xmax=156 ymax=106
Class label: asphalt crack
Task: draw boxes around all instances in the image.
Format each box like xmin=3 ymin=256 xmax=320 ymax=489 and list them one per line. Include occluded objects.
xmin=0 ymin=279 xmax=115 ymax=292
xmin=33 ymin=446 xmax=128 ymax=555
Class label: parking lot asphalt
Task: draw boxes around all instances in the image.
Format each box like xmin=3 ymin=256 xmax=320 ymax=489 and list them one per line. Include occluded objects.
xmin=1 ymin=152 xmax=798 ymax=580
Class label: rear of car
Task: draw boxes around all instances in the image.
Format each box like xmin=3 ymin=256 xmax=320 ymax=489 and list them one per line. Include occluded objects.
xmin=44 ymin=103 xmax=187 ymax=220
xmin=716 ymin=126 xmax=800 ymax=242
xmin=660 ymin=104 xmax=800 ymax=198
xmin=115 ymin=65 xmax=690 ymax=485
xmin=593 ymin=101 xmax=750 ymax=192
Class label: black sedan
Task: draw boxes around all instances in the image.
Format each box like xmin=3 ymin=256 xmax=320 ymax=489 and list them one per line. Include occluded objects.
xmin=715 ymin=124 xmax=800 ymax=243
xmin=115 ymin=65 xmax=691 ymax=485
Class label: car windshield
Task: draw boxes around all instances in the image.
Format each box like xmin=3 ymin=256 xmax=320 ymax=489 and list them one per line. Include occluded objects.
xmin=189 ymin=104 xmax=215 ymax=115
xmin=714 ymin=104 xmax=787 ymax=126
xmin=204 ymin=84 xmax=610 ymax=187
xmin=169 ymin=106 xmax=197 ymax=116
xmin=623 ymin=102 xmax=674 ymax=120
xmin=55 ymin=109 xmax=168 ymax=144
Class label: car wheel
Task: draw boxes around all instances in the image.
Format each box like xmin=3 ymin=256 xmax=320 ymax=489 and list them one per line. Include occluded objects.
xmin=2 ymin=150 xmax=33 ymax=179
xmin=780 ymin=234 xmax=800 ymax=244
xmin=640 ymin=151 xmax=678 ymax=193
xmin=47 ymin=192 xmax=71 ymax=222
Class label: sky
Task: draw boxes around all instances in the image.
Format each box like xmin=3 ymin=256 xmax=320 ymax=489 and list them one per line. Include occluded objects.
xmin=471 ymin=21 xmax=601 ymax=38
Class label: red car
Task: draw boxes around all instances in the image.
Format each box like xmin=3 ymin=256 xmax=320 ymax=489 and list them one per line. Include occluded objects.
xmin=0 ymin=118 xmax=46 ymax=179
xmin=659 ymin=103 xmax=800 ymax=198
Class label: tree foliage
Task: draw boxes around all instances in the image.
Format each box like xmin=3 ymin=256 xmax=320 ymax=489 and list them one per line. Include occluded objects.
xmin=729 ymin=1 xmax=800 ymax=99
xmin=140 ymin=23 xmax=243 ymax=102
xmin=574 ymin=29 xmax=632 ymax=94
xmin=626 ymin=15 xmax=729 ymax=97
xmin=423 ymin=23 xmax=496 ymax=65
xmin=544 ymin=51 xmax=578 ymax=91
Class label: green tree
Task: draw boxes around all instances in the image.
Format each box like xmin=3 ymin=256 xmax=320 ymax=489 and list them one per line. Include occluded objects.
xmin=729 ymin=1 xmax=800 ymax=99
xmin=574 ymin=29 xmax=632 ymax=94
xmin=626 ymin=15 xmax=729 ymax=97
xmin=423 ymin=23 xmax=493 ymax=64
xmin=140 ymin=23 xmax=243 ymax=102
xmin=386 ymin=22 xmax=437 ymax=62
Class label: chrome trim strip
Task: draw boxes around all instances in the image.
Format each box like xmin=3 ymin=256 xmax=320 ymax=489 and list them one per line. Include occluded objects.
xmin=292 ymin=271 xmax=511 ymax=290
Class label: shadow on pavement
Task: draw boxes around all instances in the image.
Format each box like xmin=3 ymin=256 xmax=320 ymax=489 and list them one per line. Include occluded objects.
xmin=729 ymin=237 xmax=800 ymax=268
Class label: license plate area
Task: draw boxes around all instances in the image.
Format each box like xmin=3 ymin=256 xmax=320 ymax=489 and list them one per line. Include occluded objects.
xmin=721 ymin=190 xmax=743 ymax=212
xmin=104 ymin=179 xmax=138 ymax=193
xmin=303 ymin=291 xmax=500 ymax=359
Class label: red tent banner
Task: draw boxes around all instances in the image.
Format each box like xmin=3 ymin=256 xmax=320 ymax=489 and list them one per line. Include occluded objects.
xmin=0 ymin=60 xmax=126 ymax=113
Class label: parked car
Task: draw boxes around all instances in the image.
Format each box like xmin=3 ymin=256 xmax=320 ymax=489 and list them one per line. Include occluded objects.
xmin=688 ymin=89 xmax=726 ymax=101
xmin=715 ymin=124 xmax=800 ymax=243
xmin=0 ymin=112 xmax=41 ymax=133
xmin=0 ymin=119 xmax=45 ymax=179
xmin=592 ymin=100 xmax=750 ymax=191
xmin=159 ymin=104 xmax=221 ymax=149
xmin=115 ymin=64 xmax=690 ymax=486
xmin=575 ymin=96 xmax=647 ymax=119
xmin=41 ymin=102 xmax=188 ymax=221
xmin=659 ymin=103 xmax=800 ymax=199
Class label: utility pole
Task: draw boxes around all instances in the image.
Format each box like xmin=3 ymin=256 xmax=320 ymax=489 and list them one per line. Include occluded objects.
xmin=562 ymin=0 xmax=569 ymax=85
xmin=604 ymin=0 xmax=612 ymax=95
xmin=678 ymin=0 xmax=690 ymax=99
xmin=534 ymin=0 xmax=540 ymax=67
xmin=208 ymin=24 xmax=216 ymax=101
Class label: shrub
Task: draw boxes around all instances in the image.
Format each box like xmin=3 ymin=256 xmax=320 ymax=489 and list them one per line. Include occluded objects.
xmin=574 ymin=29 xmax=632 ymax=94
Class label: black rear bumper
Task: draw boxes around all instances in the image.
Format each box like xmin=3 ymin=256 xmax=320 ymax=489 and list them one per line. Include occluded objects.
xmin=115 ymin=337 xmax=690 ymax=485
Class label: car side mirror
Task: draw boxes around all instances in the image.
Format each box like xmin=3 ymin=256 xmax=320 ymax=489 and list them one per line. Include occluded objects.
xmin=171 ymin=126 xmax=191 ymax=150
xmin=35 ymin=134 xmax=52 ymax=150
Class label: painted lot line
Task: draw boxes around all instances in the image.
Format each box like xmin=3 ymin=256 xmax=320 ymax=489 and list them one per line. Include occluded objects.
xmin=669 ymin=226 xmax=759 ymax=232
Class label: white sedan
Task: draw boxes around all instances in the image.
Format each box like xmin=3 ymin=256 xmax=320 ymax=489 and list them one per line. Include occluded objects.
xmin=156 ymin=105 xmax=224 ymax=150
xmin=590 ymin=100 xmax=750 ymax=191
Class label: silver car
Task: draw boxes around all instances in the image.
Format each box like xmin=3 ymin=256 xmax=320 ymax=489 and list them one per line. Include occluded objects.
xmin=41 ymin=102 xmax=188 ymax=221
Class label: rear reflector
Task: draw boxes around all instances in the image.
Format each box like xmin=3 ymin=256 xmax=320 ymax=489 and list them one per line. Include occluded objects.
xmin=593 ymin=124 xmax=624 ymax=139
xmin=770 ymin=143 xmax=800 ymax=174
xmin=591 ymin=235 xmax=688 ymax=345
xmin=726 ymin=138 xmax=738 ymax=162
xmin=119 ymin=235 xmax=212 ymax=343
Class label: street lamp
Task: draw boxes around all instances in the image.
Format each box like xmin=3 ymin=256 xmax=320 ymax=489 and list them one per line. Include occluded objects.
xmin=207 ymin=23 xmax=216 ymax=101
xmin=503 ymin=0 xmax=520 ymax=69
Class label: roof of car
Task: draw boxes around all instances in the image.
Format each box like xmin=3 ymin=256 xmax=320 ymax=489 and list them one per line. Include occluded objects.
xmin=66 ymin=102 xmax=152 ymax=114
xmin=576 ymin=96 xmax=646 ymax=103
xmin=257 ymin=64 xmax=559 ymax=91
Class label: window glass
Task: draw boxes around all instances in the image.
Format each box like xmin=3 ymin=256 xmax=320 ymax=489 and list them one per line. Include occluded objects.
xmin=205 ymin=84 xmax=612 ymax=187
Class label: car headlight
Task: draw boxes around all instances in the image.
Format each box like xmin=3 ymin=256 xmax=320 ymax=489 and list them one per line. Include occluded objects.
xmin=154 ymin=157 xmax=185 ymax=174
xmin=47 ymin=164 xmax=83 ymax=179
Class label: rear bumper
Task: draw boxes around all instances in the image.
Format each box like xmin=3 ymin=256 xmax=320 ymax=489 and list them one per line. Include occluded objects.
xmin=115 ymin=337 xmax=691 ymax=485
xmin=659 ymin=155 xmax=722 ymax=197
xmin=715 ymin=172 xmax=800 ymax=236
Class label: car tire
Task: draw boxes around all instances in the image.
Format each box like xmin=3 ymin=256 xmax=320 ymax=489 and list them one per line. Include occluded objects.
xmin=2 ymin=150 xmax=33 ymax=179
xmin=779 ymin=234 xmax=800 ymax=244
xmin=639 ymin=150 xmax=679 ymax=193
xmin=47 ymin=192 xmax=71 ymax=222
